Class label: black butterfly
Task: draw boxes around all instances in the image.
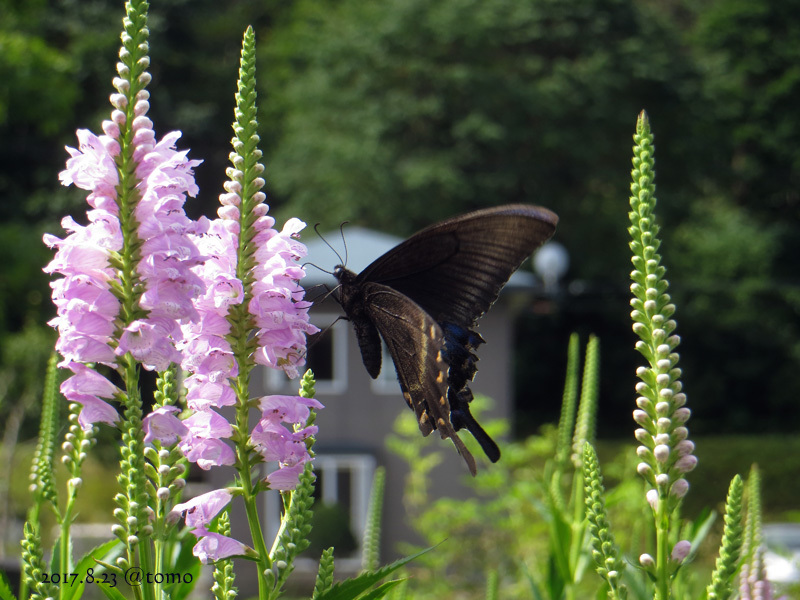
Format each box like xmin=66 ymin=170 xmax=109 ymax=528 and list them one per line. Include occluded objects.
xmin=333 ymin=204 xmax=558 ymax=475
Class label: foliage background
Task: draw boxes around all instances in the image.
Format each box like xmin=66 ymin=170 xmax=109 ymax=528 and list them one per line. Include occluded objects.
xmin=1 ymin=0 xmax=798 ymax=537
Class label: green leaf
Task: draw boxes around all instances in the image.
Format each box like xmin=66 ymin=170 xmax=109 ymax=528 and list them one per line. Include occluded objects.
xmin=95 ymin=581 xmax=128 ymax=600
xmin=519 ymin=562 xmax=545 ymax=600
xmin=314 ymin=545 xmax=436 ymax=600
xmin=63 ymin=539 xmax=123 ymax=600
xmin=356 ymin=579 xmax=407 ymax=600
xmin=0 ymin=570 xmax=17 ymax=600
xmin=684 ymin=509 xmax=717 ymax=564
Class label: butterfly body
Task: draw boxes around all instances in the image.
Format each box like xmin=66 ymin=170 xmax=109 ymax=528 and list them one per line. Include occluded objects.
xmin=332 ymin=204 xmax=558 ymax=475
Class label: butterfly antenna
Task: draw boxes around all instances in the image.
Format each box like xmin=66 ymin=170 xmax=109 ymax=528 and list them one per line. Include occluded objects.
xmin=314 ymin=223 xmax=346 ymax=266
xmin=339 ymin=221 xmax=350 ymax=267
xmin=302 ymin=261 xmax=333 ymax=276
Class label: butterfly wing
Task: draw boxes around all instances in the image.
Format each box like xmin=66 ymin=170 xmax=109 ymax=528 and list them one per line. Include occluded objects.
xmin=355 ymin=204 xmax=558 ymax=327
xmin=361 ymin=282 xmax=478 ymax=476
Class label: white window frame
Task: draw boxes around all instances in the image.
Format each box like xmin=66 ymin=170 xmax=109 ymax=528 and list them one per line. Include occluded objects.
xmin=263 ymin=453 xmax=377 ymax=565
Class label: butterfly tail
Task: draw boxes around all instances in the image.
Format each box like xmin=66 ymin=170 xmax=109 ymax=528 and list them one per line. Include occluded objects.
xmin=449 ymin=388 xmax=501 ymax=463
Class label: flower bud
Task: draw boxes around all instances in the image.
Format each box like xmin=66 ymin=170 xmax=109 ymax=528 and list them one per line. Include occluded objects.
xmin=671 ymin=540 xmax=691 ymax=563
xmin=675 ymin=455 xmax=698 ymax=473
xmin=672 ymin=426 xmax=689 ymax=442
xmin=640 ymin=553 xmax=655 ymax=568
xmin=646 ymin=489 xmax=659 ymax=510
xmin=654 ymin=444 xmax=670 ymax=463
xmin=110 ymin=93 xmax=127 ymax=109
xmin=674 ymin=407 xmax=691 ymax=422
xmin=670 ymin=478 xmax=689 ymax=498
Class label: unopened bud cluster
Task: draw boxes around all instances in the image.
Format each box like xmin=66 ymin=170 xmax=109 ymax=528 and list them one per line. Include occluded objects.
xmin=628 ymin=118 xmax=696 ymax=513
xmin=583 ymin=444 xmax=627 ymax=599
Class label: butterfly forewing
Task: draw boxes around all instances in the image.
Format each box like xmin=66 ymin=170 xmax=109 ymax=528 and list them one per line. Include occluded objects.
xmin=355 ymin=205 xmax=558 ymax=328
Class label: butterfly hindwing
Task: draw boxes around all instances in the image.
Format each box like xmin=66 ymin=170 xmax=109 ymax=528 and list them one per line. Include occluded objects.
xmin=362 ymin=282 xmax=478 ymax=476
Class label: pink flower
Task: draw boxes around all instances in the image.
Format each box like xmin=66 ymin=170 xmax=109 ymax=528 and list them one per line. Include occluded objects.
xmin=250 ymin=395 xmax=323 ymax=490
xmin=265 ymin=462 xmax=309 ymax=491
xmin=60 ymin=362 xmax=120 ymax=429
xmin=171 ymin=488 xmax=233 ymax=529
xmin=49 ymin=110 xmax=204 ymax=376
xmin=191 ymin=528 xmax=253 ymax=564
xmin=258 ymin=395 xmax=324 ymax=423
xmin=178 ymin=410 xmax=236 ymax=470
xmin=180 ymin=438 xmax=235 ymax=470
xmin=143 ymin=406 xmax=189 ymax=445
xmin=44 ymin=213 xmax=121 ymax=368
xmin=118 ymin=319 xmax=184 ymax=371
xmin=58 ymin=129 xmax=119 ymax=201
xmin=249 ymin=218 xmax=319 ymax=379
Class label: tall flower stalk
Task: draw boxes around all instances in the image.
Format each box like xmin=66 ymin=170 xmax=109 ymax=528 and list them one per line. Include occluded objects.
xmin=628 ymin=111 xmax=697 ymax=599
xmin=45 ymin=0 xmax=203 ymax=591
xmin=167 ymin=26 xmax=320 ymax=600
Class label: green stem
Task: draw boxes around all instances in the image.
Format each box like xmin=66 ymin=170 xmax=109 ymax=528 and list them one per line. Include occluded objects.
xmin=566 ymin=469 xmax=585 ymax=600
xmin=655 ymin=497 xmax=670 ymax=600
xmin=233 ymin=373 xmax=271 ymax=600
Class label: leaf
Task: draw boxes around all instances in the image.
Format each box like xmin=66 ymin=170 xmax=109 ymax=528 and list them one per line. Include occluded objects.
xmin=0 ymin=570 xmax=17 ymax=600
xmin=95 ymin=581 xmax=128 ymax=600
xmin=314 ymin=545 xmax=436 ymax=600
xmin=162 ymin=531 xmax=201 ymax=600
xmin=356 ymin=579 xmax=407 ymax=600
xmin=685 ymin=509 xmax=717 ymax=564
xmin=63 ymin=539 xmax=124 ymax=600
xmin=519 ymin=562 xmax=545 ymax=600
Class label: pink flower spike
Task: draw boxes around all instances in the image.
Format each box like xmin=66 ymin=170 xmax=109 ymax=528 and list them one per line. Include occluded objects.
xmin=143 ymin=406 xmax=188 ymax=445
xmin=171 ymin=488 xmax=233 ymax=529
xmin=191 ymin=528 xmax=254 ymax=564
